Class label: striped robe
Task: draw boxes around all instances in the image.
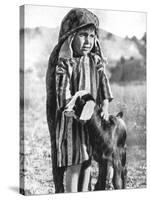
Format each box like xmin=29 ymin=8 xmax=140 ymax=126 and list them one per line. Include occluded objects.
xmin=55 ymin=53 xmax=113 ymax=167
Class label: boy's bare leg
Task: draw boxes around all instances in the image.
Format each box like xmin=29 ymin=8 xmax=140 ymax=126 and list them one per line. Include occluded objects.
xmin=66 ymin=164 xmax=81 ymax=193
xmin=78 ymin=159 xmax=91 ymax=192
xmin=81 ymin=165 xmax=91 ymax=191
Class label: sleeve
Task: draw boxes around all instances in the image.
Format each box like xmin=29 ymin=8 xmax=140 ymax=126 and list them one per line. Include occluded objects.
xmin=56 ymin=58 xmax=72 ymax=109
xmin=97 ymin=67 xmax=113 ymax=103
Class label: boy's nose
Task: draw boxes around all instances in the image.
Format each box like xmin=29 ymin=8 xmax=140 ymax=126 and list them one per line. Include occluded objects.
xmin=84 ymin=36 xmax=90 ymax=44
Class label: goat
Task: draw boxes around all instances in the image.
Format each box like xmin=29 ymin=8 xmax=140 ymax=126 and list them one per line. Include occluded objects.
xmin=65 ymin=90 xmax=127 ymax=190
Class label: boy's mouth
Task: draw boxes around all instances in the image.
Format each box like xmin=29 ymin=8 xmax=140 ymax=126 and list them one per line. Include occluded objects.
xmin=82 ymin=46 xmax=91 ymax=51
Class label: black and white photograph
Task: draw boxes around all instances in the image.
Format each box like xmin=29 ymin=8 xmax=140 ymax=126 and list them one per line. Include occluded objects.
xmin=19 ymin=4 xmax=146 ymax=196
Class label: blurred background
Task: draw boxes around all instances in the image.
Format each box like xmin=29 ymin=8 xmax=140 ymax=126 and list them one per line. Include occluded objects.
xmin=20 ymin=5 xmax=146 ymax=195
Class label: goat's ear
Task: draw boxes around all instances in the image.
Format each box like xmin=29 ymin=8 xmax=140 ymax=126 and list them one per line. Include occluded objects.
xmin=80 ymin=101 xmax=95 ymax=121
xmin=108 ymin=115 xmax=117 ymax=125
xmin=116 ymin=111 xmax=123 ymax=118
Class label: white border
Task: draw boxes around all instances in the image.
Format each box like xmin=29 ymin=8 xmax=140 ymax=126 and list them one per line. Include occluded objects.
xmin=0 ymin=0 xmax=149 ymax=200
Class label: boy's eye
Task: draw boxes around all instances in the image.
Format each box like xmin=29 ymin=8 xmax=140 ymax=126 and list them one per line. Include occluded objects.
xmin=78 ymin=33 xmax=95 ymax=38
xmin=90 ymin=34 xmax=95 ymax=38
xmin=79 ymin=33 xmax=86 ymax=37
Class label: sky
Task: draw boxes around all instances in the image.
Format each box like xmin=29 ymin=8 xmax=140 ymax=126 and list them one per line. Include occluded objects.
xmin=24 ymin=5 xmax=147 ymax=39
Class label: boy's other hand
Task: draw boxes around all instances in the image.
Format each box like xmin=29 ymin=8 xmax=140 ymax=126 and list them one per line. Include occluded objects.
xmin=101 ymin=99 xmax=109 ymax=121
xmin=101 ymin=109 xmax=109 ymax=121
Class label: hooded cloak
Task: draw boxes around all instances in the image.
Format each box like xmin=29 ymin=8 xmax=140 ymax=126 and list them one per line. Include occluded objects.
xmin=46 ymin=8 xmax=113 ymax=167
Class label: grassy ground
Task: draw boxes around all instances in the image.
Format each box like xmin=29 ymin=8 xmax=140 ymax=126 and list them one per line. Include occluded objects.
xmin=20 ymin=78 xmax=146 ymax=195
xmin=110 ymin=82 xmax=146 ymax=189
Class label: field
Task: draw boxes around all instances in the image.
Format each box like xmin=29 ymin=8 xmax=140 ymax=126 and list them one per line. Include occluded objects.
xmin=109 ymin=82 xmax=146 ymax=189
xmin=20 ymin=73 xmax=146 ymax=194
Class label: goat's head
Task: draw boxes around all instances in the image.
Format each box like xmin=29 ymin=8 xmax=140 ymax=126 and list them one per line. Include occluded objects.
xmin=65 ymin=91 xmax=126 ymax=160
xmin=64 ymin=90 xmax=96 ymax=121
xmin=64 ymin=90 xmax=125 ymax=129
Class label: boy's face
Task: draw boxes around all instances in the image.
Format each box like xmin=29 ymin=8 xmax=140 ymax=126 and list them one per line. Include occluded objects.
xmin=72 ymin=27 xmax=96 ymax=56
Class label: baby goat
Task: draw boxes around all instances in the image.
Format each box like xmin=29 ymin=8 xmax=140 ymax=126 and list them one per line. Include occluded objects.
xmin=65 ymin=90 xmax=127 ymax=190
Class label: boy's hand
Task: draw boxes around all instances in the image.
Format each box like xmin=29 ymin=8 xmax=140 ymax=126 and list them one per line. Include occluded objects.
xmin=101 ymin=108 xmax=109 ymax=121
xmin=101 ymin=99 xmax=109 ymax=121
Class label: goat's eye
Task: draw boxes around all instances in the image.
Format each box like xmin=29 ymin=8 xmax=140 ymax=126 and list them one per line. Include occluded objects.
xmin=73 ymin=105 xmax=76 ymax=110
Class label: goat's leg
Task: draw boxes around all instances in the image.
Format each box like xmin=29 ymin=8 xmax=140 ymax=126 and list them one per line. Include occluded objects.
xmin=121 ymin=166 xmax=127 ymax=189
xmin=113 ymin=160 xmax=122 ymax=189
xmin=113 ymin=172 xmax=122 ymax=189
xmin=94 ymin=159 xmax=107 ymax=190
xmin=106 ymin=161 xmax=114 ymax=190
xmin=121 ymin=148 xmax=127 ymax=189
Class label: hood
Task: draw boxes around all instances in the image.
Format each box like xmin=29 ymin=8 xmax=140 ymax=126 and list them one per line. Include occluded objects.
xmin=58 ymin=8 xmax=99 ymax=43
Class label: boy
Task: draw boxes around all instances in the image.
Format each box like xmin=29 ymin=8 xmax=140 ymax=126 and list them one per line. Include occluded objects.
xmin=46 ymin=8 xmax=113 ymax=193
